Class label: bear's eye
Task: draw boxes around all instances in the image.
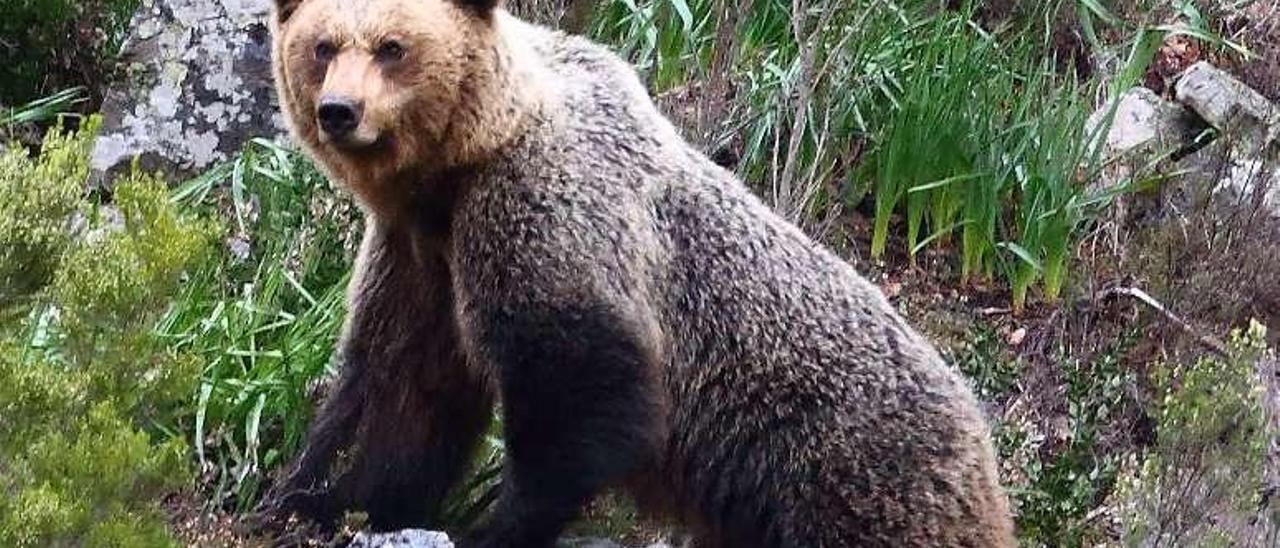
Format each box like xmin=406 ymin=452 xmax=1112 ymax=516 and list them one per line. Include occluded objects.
xmin=375 ymin=40 xmax=406 ymax=63
xmin=314 ymin=40 xmax=338 ymax=62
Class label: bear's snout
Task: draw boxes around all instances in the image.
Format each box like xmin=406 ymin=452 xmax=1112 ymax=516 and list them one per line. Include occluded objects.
xmin=317 ymin=94 xmax=364 ymax=140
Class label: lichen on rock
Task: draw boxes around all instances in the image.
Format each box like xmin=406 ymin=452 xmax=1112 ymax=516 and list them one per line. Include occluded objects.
xmin=91 ymin=0 xmax=285 ymax=182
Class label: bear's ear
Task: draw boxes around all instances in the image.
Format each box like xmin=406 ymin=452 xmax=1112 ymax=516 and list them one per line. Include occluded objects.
xmin=274 ymin=0 xmax=304 ymax=23
xmin=454 ymin=0 xmax=501 ymax=14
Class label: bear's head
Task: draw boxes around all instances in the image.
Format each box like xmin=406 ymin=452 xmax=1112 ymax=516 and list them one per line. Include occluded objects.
xmin=271 ymin=0 xmax=533 ymax=213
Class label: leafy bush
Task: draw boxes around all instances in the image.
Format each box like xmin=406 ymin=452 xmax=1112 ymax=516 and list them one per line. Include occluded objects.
xmin=1010 ymin=349 xmax=1132 ymax=546
xmin=0 ymin=125 xmax=84 ymax=312
xmin=951 ymin=325 xmax=1024 ymax=400
xmin=1115 ymin=321 xmax=1278 ymax=545
xmin=0 ymin=0 xmax=140 ymax=105
xmin=971 ymin=331 xmax=1138 ymax=547
xmin=0 ymin=118 xmax=216 ymax=546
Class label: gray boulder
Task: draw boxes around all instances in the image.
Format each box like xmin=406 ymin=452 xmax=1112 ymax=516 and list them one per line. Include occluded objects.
xmin=1175 ymin=61 xmax=1279 ymax=154
xmin=1173 ymin=62 xmax=1280 ymax=215
xmin=91 ymin=0 xmax=285 ymax=181
xmin=1086 ymin=86 xmax=1198 ymax=156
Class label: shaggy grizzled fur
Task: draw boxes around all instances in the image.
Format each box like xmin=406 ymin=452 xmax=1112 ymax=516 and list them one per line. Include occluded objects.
xmin=262 ymin=1 xmax=1015 ymax=546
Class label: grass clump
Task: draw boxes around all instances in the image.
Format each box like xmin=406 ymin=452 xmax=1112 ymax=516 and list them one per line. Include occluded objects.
xmin=858 ymin=5 xmax=1123 ymax=312
xmin=167 ymin=139 xmax=507 ymax=532
xmin=586 ymin=0 xmax=1245 ymax=311
xmin=0 ymin=118 xmax=217 ymax=546
xmin=162 ymin=138 xmax=358 ymax=511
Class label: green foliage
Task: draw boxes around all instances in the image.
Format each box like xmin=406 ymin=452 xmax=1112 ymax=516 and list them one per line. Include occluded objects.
xmin=952 ymin=325 xmax=1023 ymax=400
xmin=161 ymin=138 xmax=357 ymax=510
xmin=857 ymin=5 xmax=1123 ymax=311
xmin=0 ymin=118 xmax=216 ymax=546
xmin=0 ymin=121 xmax=499 ymax=540
xmin=592 ymin=0 xmax=718 ymax=91
xmin=586 ymin=0 xmax=1243 ymax=310
xmin=0 ymin=401 xmax=186 ymax=548
xmin=0 ymin=0 xmax=139 ymax=104
xmin=999 ymin=69 xmax=1103 ymax=311
xmin=999 ymin=344 xmax=1134 ymax=546
xmin=167 ymin=138 xmax=503 ymax=530
xmin=1115 ymin=321 xmax=1277 ymax=545
xmin=0 ymin=117 xmax=92 ymax=313
xmin=1 ymin=88 xmax=87 ymax=131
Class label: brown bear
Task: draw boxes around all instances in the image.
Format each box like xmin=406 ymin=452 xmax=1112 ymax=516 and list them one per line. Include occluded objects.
xmin=261 ymin=0 xmax=1016 ymax=546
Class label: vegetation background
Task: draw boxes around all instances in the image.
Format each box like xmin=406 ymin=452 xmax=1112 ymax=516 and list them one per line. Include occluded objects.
xmin=1 ymin=0 xmax=1278 ymax=546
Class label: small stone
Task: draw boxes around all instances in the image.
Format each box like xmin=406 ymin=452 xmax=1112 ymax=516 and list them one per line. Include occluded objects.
xmin=557 ymin=538 xmax=625 ymax=548
xmin=226 ymin=236 xmax=251 ymax=262
xmin=1007 ymin=328 xmax=1027 ymax=347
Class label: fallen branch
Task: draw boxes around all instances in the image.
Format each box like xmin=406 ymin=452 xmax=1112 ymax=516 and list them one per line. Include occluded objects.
xmin=1096 ymin=286 xmax=1230 ymax=357
xmin=1255 ymin=354 xmax=1280 ymax=525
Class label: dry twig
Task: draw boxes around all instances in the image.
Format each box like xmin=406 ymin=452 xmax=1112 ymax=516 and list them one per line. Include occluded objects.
xmin=1096 ymin=285 xmax=1230 ymax=357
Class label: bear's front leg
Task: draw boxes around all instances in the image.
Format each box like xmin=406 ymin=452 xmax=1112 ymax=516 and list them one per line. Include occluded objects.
xmin=255 ymin=354 xmax=366 ymax=529
xmin=260 ymin=222 xmax=493 ymax=531
xmin=464 ymin=300 xmax=664 ymax=548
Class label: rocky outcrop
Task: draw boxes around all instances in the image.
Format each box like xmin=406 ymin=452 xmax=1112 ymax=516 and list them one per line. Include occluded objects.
xmin=1091 ymin=62 xmax=1279 ymax=217
xmin=1176 ymin=62 xmax=1279 ymax=151
xmin=1174 ymin=62 xmax=1280 ymax=213
xmin=91 ymin=0 xmax=284 ymax=182
xmin=87 ymin=0 xmax=603 ymax=184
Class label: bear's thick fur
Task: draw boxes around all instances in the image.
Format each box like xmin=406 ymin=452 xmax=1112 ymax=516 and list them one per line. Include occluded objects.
xmin=262 ymin=0 xmax=1016 ymax=546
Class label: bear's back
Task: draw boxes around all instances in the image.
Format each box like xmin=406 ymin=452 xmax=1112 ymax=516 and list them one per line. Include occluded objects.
xmin=492 ymin=16 xmax=961 ymax=389
xmin=456 ymin=15 xmax=1014 ymax=546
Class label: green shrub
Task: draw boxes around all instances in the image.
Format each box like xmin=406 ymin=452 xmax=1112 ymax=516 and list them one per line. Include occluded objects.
xmin=0 ymin=118 xmax=216 ymax=546
xmin=1001 ymin=344 xmax=1134 ymax=546
xmin=1114 ymin=321 xmax=1277 ymax=545
xmin=952 ymin=326 xmax=1023 ymax=400
xmin=0 ymin=0 xmax=140 ymax=104
xmin=0 ymin=401 xmax=187 ymax=548
xmin=0 ymin=120 xmax=87 ymax=313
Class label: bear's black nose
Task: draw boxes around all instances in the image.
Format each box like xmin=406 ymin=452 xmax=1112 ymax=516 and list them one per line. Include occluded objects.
xmin=317 ymin=95 xmax=363 ymax=139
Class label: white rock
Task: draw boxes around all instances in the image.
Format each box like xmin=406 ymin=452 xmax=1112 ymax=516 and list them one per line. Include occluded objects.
xmin=1172 ymin=63 xmax=1280 ymax=218
xmin=1175 ymin=61 xmax=1279 ymax=148
xmin=348 ymin=529 xmax=454 ymax=548
xmin=1216 ymin=156 xmax=1280 ymax=212
xmin=344 ymin=531 xmax=669 ymax=548
xmin=1086 ymin=87 xmax=1195 ymax=154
